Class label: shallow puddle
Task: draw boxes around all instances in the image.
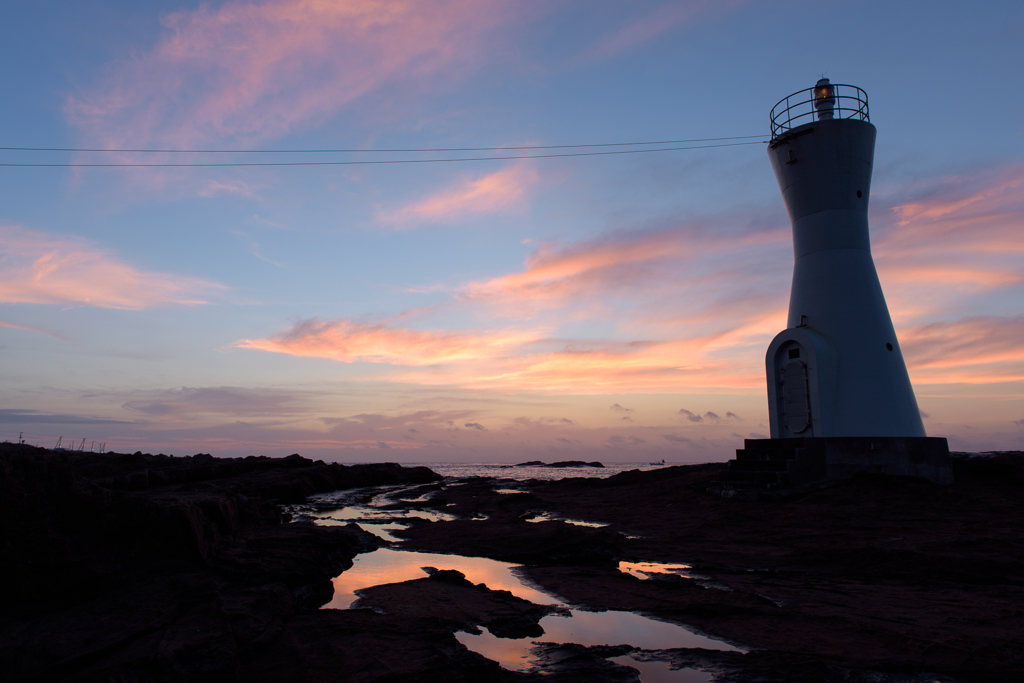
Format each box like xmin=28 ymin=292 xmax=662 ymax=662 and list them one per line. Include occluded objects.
xmin=618 ymin=561 xmax=696 ymax=580
xmin=318 ymin=505 xmax=455 ymax=524
xmin=526 ymin=512 xmax=609 ymax=527
xmin=607 ymin=655 xmax=713 ymax=683
xmin=322 ymin=548 xmax=560 ymax=609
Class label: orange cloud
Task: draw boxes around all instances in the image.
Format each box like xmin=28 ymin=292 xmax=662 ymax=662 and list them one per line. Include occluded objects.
xmin=236 ymin=318 xmax=543 ymax=365
xmin=465 ymin=225 xmax=785 ymax=299
xmin=66 ymin=0 xmax=538 ymax=149
xmin=891 ymin=169 xmax=1024 ymax=226
xmin=379 ymin=165 xmax=538 ymax=224
xmin=874 ymin=165 xmax=1024 ymax=325
xmin=237 ymin=219 xmax=792 ymax=392
xmin=0 ymin=225 xmax=223 ymax=309
xmin=235 ymin=166 xmax=1008 ymax=396
xmin=867 ymin=168 xmax=1024 ymax=387
xmin=901 ymin=315 xmax=1024 ymax=372
xmin=412 ymin=340 xmax=764 ymax=392
xmin=236 ymin=310 xmax=777 ymax=393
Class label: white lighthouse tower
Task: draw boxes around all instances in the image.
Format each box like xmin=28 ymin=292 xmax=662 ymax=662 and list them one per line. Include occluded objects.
xmin=765 ymin=79 xmax=925 ymax=439
xmin=716 ymin=80 xmax=952 ymax=492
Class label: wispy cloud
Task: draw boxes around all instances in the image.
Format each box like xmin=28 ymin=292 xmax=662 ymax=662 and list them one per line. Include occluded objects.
xmin=230 ymin=230 xmax=285 ymax=267
xmin=198 ymin=180 xmax=261 ymax=199
xmin=0 ymin=225 xmax=223 ymax=309
xmin=0 ymin=409 xmax=133 ymax=425
xmin=379 ymin=164 xmax=538 ymax=224
xmin=583 ymin=1 xmax=718 ymax=61
xmin=120 ymin=386 xmax=312 ymax=421
xmin=66 ymin=0 xmax=539 ymax=150
xmin=0 ymin=319 xmax=69 ymax=340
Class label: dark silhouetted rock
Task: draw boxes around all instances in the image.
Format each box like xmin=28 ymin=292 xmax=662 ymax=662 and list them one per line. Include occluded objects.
xmin=0 ymin=443 xmax=440 ymax=682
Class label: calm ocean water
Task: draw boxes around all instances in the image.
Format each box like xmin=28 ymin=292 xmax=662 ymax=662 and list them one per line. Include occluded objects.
xmin=401 ymin=462 xmax=675 ymax=481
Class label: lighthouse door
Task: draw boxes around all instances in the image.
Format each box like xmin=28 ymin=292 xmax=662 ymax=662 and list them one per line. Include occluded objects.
xmin=782 ymin=360 xmax=812 ymax=434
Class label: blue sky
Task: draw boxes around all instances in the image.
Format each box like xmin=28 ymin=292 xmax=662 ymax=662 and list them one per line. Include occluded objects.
xmin=2 ymin=0 xmax=1022 ymax=460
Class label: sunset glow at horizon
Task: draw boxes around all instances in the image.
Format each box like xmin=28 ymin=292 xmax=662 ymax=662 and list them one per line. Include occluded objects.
xmin=2 ymin=1 xmax=1022 ymax=461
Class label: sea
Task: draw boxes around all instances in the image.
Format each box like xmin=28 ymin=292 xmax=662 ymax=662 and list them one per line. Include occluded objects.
xmin=362 ymin=461 xmax=678 ymax=481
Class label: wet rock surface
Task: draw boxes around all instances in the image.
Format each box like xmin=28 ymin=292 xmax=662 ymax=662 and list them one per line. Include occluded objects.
xmin=387 ymin=455 xmax=1024 ymax=682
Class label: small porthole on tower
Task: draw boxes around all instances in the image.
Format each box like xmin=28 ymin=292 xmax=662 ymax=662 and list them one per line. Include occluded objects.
xmin=788 ymin=348 xmax=800 ymax=359
xmin=856 ymin=190 xmax=863 ymax=198
xmin=886 ymin=342 xmax=893 ymax=351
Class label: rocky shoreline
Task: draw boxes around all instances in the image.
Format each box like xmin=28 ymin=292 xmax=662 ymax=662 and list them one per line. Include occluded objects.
xmin=2 ymin=443 xmax=1022 ymax=682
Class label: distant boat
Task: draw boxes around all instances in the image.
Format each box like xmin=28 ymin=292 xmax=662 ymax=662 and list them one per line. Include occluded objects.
xmin=650 ymin=459 xmax=665 ymax=465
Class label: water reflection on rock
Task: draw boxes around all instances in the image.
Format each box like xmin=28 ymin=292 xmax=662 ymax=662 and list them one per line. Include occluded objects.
xmin=456 ymin=608 xmax=738 ymax=672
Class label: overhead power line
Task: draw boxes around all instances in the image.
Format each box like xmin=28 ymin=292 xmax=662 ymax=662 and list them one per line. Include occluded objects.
xmin=0 ymin=135 xmax=766 ymax=154
xmin=0 ymin=141 xmax=767 ymax=167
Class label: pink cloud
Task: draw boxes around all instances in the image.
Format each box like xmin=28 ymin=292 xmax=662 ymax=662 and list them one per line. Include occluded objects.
xmin=0 ymin=225 xmax=223 ymax=309
xmin=66 ymin=0 xmax=539 ymax=149
xmin=379 ymin=164 xmax=538 ymax=224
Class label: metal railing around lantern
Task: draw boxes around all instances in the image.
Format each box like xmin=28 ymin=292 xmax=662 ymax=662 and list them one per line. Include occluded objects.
xmin=770 ymin=81 xmax=869 ymax=142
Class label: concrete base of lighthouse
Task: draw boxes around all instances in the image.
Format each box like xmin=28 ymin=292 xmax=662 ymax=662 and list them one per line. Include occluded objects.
xmin=712 ymin=436 xmax=953 ymax=497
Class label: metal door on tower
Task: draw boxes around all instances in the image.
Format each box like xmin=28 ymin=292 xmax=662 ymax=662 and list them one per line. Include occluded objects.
xmin=782 ymin=354 xmax=812 ymax=435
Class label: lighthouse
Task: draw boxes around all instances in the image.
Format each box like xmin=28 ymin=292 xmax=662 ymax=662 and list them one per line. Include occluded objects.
xmin=765 ymin=79 xmax=925 ymax=439
xmin=715 ymin=80 xmax=952 ymax=493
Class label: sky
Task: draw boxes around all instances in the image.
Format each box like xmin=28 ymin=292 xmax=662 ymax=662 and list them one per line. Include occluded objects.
xmin=1 ymin=0 xmax=1022 ymax=462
